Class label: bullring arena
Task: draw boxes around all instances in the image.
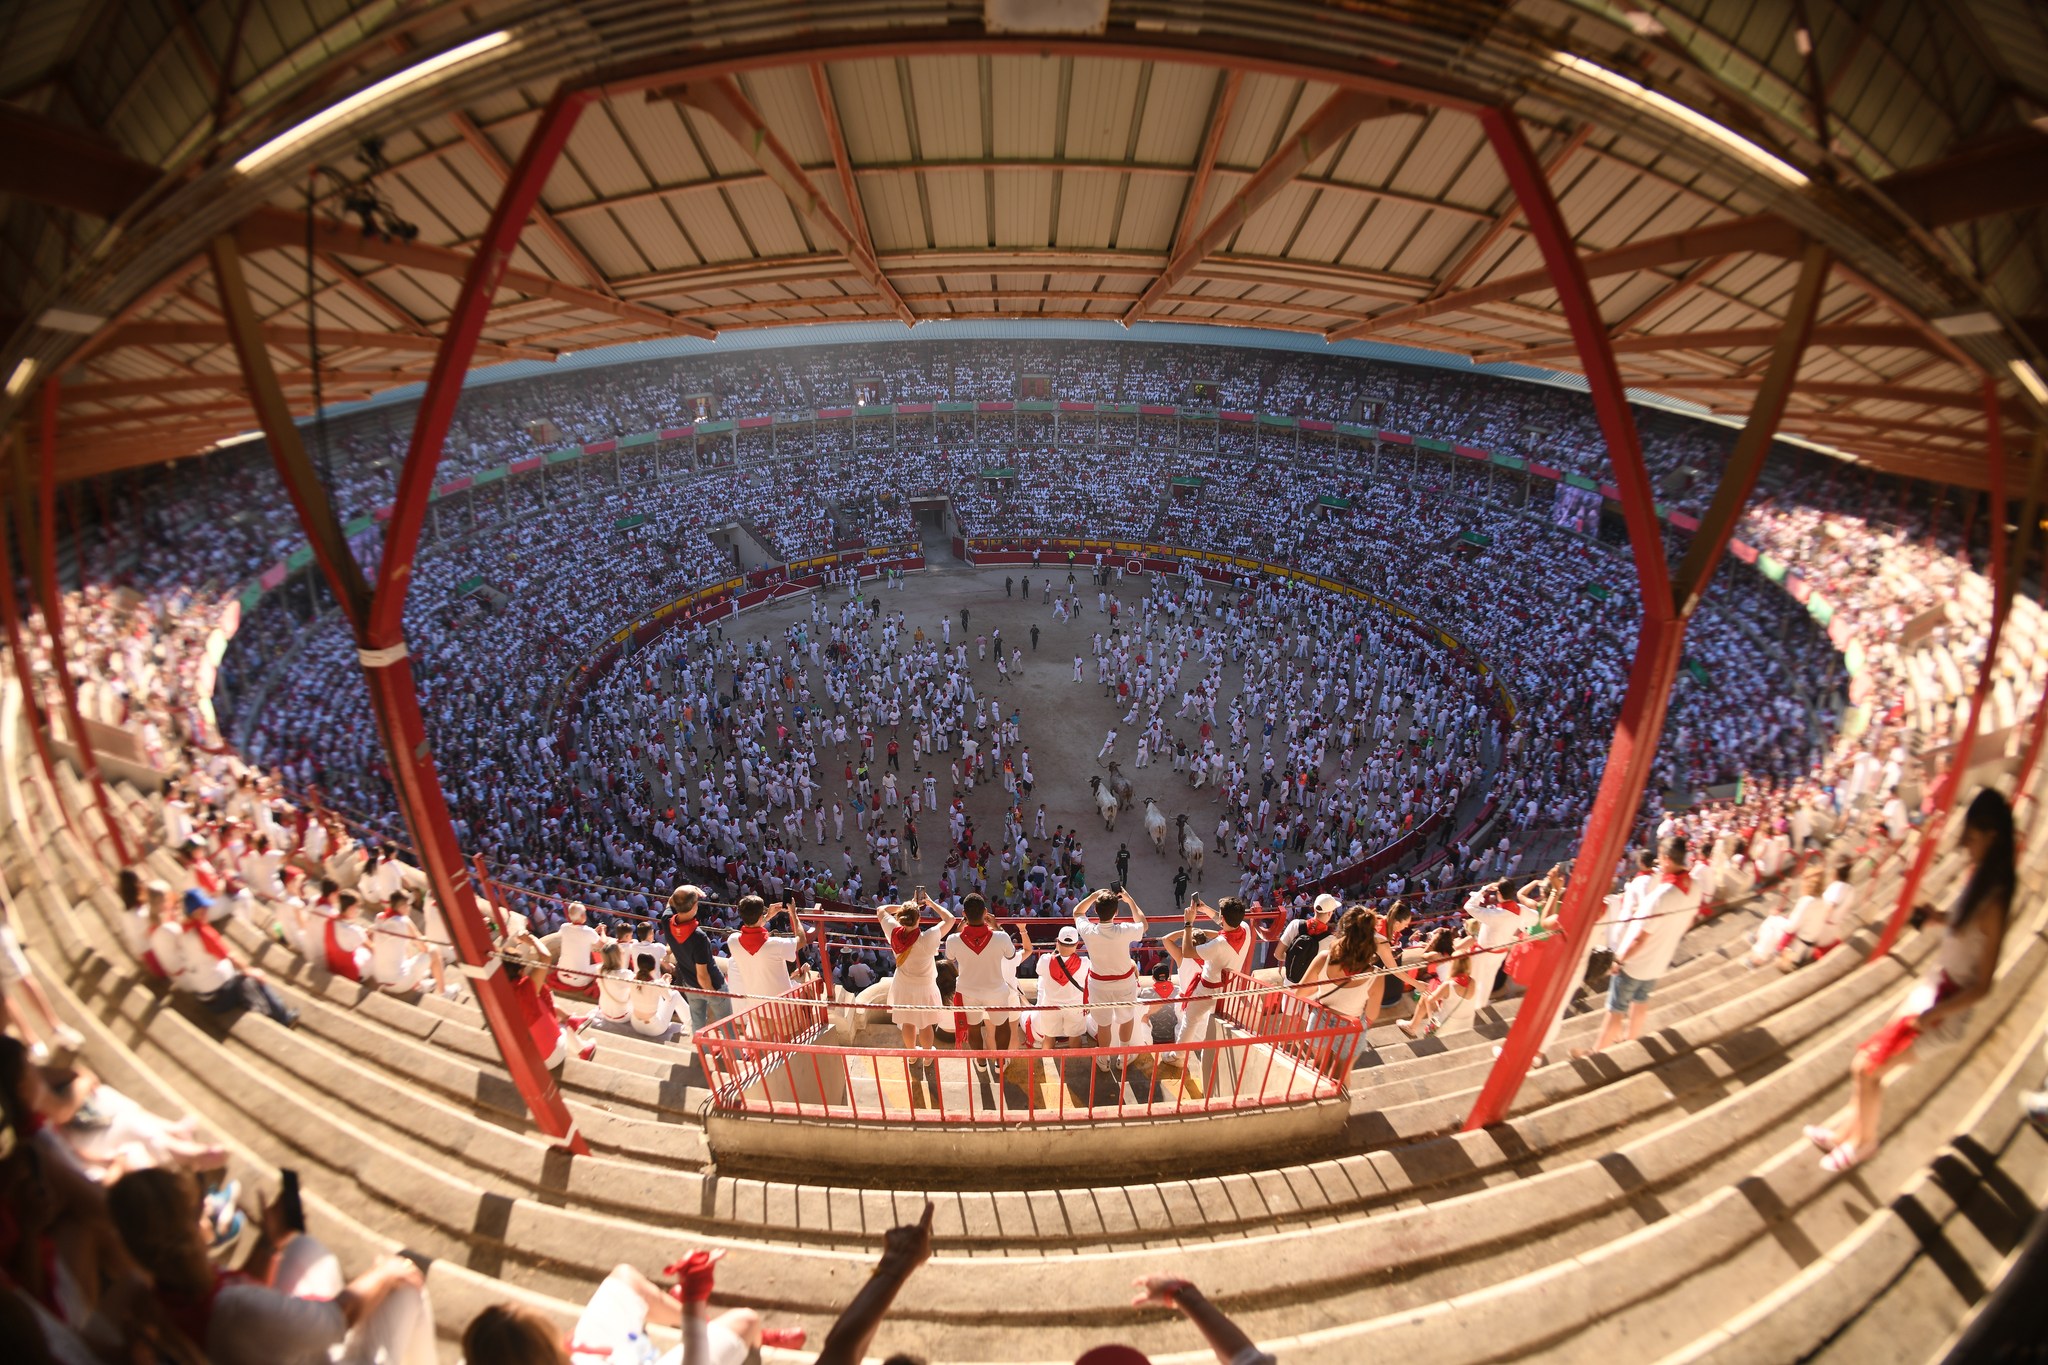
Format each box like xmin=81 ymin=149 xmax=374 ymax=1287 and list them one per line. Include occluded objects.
xmin=1 ymin=4 xmax=2047 ymax=1364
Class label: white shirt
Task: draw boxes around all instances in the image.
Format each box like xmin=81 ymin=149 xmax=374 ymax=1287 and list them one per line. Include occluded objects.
xmin=1035 ymin=952 xmax=1088 ymax=1009
xmin=893 ymin=924 xmax=945 ymax=982
xmin=556 ymin=921 xmax=603 ymax=985
xmin=945 ymin=926 xmax=1016 ymax=1000
xmin=207 ymin=1283 xmax=347 ymax=1365
xmin=1616 ymin=874 xmax=1701 ymax=981
xmin=1190 ymin=925 xmax=1254 ymax=989
xmin=1464 ymin=891 xmax=1530 ymax=949
xmin=1075 ymin=913 xmax=1144 ymax=981
xmin=725 ymin=929 xmax=801 ymax=1000
xmin=370 ymin=911 xmax=425 ymax=980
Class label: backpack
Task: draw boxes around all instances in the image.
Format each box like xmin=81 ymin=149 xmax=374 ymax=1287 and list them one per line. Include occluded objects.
xmin=1283 ymin=925 xmax=1325 ymax=984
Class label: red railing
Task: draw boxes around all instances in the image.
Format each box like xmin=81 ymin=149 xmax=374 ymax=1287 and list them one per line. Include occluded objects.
xmin=691 ymin=972 xmax=1362 ymax=1125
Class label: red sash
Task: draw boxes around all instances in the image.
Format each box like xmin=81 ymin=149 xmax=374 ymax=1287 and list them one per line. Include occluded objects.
xmin=323 ymin=917 xmax=361 ymax=981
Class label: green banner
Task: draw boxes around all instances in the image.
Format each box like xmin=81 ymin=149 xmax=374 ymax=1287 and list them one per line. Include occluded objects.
xmin=619 ymin=431 xmax=658 ymax=447
xmin=545 ymin=447 xmax=582 ymax=465
xmin=342 ymin=514 xmax=376 ymax=537
xmin=1317 ymin=495 xmax=1351 ymax=510
xmin=1414 ymin=438 xmax=1454 ymax=454
xmin=1490 ymin=454 xmax=1527 ymax=471
xmin=1172 ymin=475 xmax=1207 ymax=489
xmin=1458 ymin=530 xmax=1493 ymax=547
xmin=614 ymin=513 xmax=648 ymax=532
xmin=980 ymin=467 xmax=1018 ymax=480
xmin=454 ymin=575 xmax=486 ymax=596
xmin=285 ymin=546 xmax=313 ymax=571
xmin=1685 ymin=659 xmax=1710 ymax=686
xmin=1807 ymin=595 xmax=1834 ymax=626
xmin=1563 ymin=473 xmax=1600 ymax=491
xmin=1758 ymin=553 xmax=1788 ymax=583
xmin=473 ymin=465 xmax=507 ymax=485
xmin=1582 ymin=581 xmax=1612 ymax=601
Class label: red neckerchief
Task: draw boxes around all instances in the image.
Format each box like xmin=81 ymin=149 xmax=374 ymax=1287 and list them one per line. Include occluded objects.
xmin=1047 ymin=953 xmax=1083 ymax=988
xmin=958 ymin=923 xmax=994 ymax=953
xmin=1661 ymin=870 xmax=1693 ymax=893
xmin=889 ymin=925 xmax=921 ymax=956
xmin=190 ymin=918 xmax=231 ymax=962
xmin=1305 ymin=920 xmax=1332 ymax=937
xmin=737 ymin=925 xmax=769 ymax=954
xmin=1220 ymin=925 xmax=1249 ymax=955
xmin=1150 ymin=979 xmax=1177 ymax=1000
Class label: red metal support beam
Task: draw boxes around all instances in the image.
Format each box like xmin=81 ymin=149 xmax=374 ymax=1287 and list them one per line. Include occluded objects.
xmin=2011 ymin=433 xmax=2048 ymax=811
xmin=210 ymin=97 xmax=593 ymax=1153
xmin=362 ymin=88 xmax=595 ymax=1153
xmin=33 ymin=382 xmax=131 ymax=865
xmin=1428 ymin=123 xmax=1589 ymax=300
xmin=0 ymin=493 xmax=77 ymax=841
xmin=1874 ymin=384 xmax=2017 ymax=959
xmin=1125 ymin=89 xmax=1418 ymax=322
xmin=1463 ymin=110 xmax=1827 ymax=1133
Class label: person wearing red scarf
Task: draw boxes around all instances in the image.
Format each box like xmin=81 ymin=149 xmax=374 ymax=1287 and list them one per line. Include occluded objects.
xmin=724 ymin=896 xmax=806 ymax=1013
xmin=1022 ymin=926 xmax=1089 ymax=1049
xmin=880 ymin=892 xmax=954 ymax=1059
xmin=941 ymin=894 xmax=1017 ymax=1075
xmin=166 ymin=890 xmax=297 ymax=1027
xmin=1574 ymin=837 xmax=1703 ymax=1059
xmin=1165 ymin=895 xmax=1256 ymax=1083
xmin=322 ymin=893 xmax=371 ymax=984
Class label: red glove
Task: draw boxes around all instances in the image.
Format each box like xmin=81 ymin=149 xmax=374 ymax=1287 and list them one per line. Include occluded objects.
xmin=663 ymin=1250 xmax=723 ymax=1304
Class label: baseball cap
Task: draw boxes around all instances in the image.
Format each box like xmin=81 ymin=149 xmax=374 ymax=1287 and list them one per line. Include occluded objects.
xmin=1056 ymin=926 xmax=1080 ymax=945
xmin=1313 ymin=892 xmax=1340 ymax=915
xmin=182 ymin=889 xmax=214 ymax=914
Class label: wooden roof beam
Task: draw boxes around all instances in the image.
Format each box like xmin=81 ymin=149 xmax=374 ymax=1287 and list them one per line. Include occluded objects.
xmin=1126 ymin=89 xmax=1422 ymax=323
xmin=62 ymin=369 xmax=418 ymax=403
xmin=446 ymin=109 xmax=616 ymax=297
xmin=99 ymin=320 xmax=552 ymax=363
xmin=1480 ymin=323 xmax=1929 ymax=367
xmin=652 ymin=77 xmax=913 ymax=327
xmin=1427 ymin=124 xmax=1590 ymax=300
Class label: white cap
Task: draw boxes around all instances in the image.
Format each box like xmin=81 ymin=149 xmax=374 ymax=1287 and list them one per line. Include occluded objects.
xmin=1056 ymin=926 xmax=1080 ymax=945
xmin=1313 ymin=893 xmax=1341 ymax=915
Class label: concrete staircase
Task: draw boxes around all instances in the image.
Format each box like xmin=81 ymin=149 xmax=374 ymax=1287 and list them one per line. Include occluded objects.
xmin=4 ymin=683 xmax=2045 ymax=1363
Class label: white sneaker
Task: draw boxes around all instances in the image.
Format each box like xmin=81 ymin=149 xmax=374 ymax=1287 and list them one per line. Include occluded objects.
xmin=52 ymin=1025 xmax=84 ymax=1052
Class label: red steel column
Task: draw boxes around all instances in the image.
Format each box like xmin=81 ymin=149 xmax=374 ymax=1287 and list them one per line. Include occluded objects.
xmin=0 ymin=508 xmax=78 ymax=839
xmin=35 ymin=380 xmax=132 ymax=865
xmin=359 ymin=87 xmax=594 ymax=1153
xmin=1463 ymin=108 xmax=1679 ymax=1131
xmin=1872 ymin=378 xmax=2012 ymax=957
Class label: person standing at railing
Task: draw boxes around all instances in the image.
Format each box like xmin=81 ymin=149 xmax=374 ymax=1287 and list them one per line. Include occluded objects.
xmin=1457 ymin=880 xmax=1529 ymax=1034
xmin=943 ymin=893 xmax=1017 ymax=1077
xmin=1021 ymin=926 xmax=1090 ymax=1050
xmin=1291 ymin=904 xmax=1379 ymax=1074
xmin=1074 ymin=887 xmax=1147 ymax=1071
xmin=1166 ymin=896 xmax=1255 ymax=1076
xmin=883 ymin=893 xmax=954 ymax=1065
xmin=666 ymin=887 xmax=731 ymax=1037
xmin=724 ymin=897 xmax=805 ymax=1029
xmin=1572 ymin=836 xmax=1702 ymax=1060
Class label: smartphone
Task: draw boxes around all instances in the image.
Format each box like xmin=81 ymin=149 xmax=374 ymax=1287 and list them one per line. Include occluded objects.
xmin=278 ymin=1168 xmax=306 ymax=1235
xmin=1109 ymin=881 xmax=1124 ymax=896
xmin=914 ymin=885 xmax=926 ymax=901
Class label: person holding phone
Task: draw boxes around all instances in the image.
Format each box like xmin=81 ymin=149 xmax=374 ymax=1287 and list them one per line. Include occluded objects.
xmin=107 ymin=1166 xmax=435 ymax=1365
xmin=882 ymin=891 xmax=954 ymax=1060
xmin=1074 ymin=886 xmax=1147 ymax=1070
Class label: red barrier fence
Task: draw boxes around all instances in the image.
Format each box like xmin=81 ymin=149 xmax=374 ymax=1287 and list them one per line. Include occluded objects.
xmin=692 ymin=968 xmax=1361 ymax=1125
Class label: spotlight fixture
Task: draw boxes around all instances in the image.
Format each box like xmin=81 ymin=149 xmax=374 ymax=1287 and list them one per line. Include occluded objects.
xmin=1550 ymin=51 xmax=1809 ymax=188
xmin=235 ymin=30 xmax=516 ymax=175
xmin=5 ymin=358 xmax=37 ymax=398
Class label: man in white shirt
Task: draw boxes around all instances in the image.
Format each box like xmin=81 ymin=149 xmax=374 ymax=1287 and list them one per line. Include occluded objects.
xmin=1074 ymin=886 xmax=1147 ymax=1069
xmin=166 ymin=890 xmax=298 ymax=1027
xmin=1575 ymin=837 xmax=1701 ymax=1057
xmin=1023 ymin=926 xmax=1090 ymax=1049
xmin=1168 ymin=895 xmax=1256 ymax=1081
xmin=370 ymin=892 xmax=460 ymax=999
xmin=725 ymin=895 xmax=805 ymax=1005
xmin=944 ymin=893 xmax=1018 ymax=1072
xmin=1460 ymin=880 xmax=1532 ymax=1033
xmin=547 ymin=902 xmax=605 ymax=997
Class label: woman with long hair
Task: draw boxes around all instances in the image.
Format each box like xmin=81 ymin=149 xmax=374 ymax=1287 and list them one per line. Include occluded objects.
xmin=1292 ymin=905 xmax=1381 ymax=1070
xmin=1398 ymin=928 xmax=1476 ymax=1038
xmin=1806 ymin=787 xmax=2015 ymax=1174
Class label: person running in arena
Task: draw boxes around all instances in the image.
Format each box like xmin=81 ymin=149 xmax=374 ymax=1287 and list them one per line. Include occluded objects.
xmin=1074 ymin=886 xmax=1147 ymax=1070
